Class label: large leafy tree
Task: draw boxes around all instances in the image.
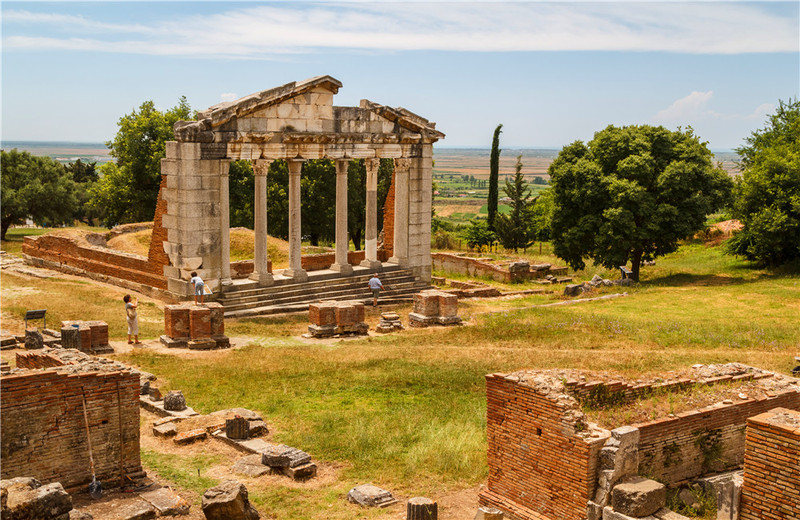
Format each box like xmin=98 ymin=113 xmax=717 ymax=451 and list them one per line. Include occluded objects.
xmin=1 ymin=149 xmax=77 ymax=240
xmin=495 ymin=155 xmax=535 ymax=252
xmin=487 ymin=124 xmax=502 ymax=230
xmin=90 ymin=97 xmax=192 ymax=226
xmin=550 ymin=125 xmax=733 ymax=281
xmin=727 ymin=99 xmax=800 ymax=266
xmin=65 ymin=159 xmax=99 ymax=224
xmin=347 ymin=158 xmax=394 ymax=250
xmin=529 ymin=188 xmax=554 ymax=242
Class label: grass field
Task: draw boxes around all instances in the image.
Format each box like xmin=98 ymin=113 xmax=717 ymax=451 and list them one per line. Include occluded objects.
xmin=2 ymin=233 xmax=797 ymax=518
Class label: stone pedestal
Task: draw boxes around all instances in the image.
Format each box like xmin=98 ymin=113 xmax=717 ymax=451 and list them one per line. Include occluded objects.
xmin=59 ymin=320 xmax=113 ymax=353
xmin=376 ymin=312 xmax=404 ymax=333
xmin=308 ymin=301 xmax=368 ymax=338
xmin=408 ymin=290 xmax=462 ymax=327
xmin=161 ymin=303 xmax=230 ymax=349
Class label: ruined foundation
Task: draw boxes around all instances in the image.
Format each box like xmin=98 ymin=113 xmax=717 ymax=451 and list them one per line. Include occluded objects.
xmin=160 ymin=302 xmax=230 ymax=349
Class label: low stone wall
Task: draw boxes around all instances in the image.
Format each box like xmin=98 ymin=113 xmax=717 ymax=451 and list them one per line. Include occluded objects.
xmin=227 ymin=250 xmax=390 ymax=278
xmin=432 ymin=253 xmax=564 ymax=283
xmin=23 ymin=234 xmax=168 ymax=291
xmin=740 ymin=407 xmax=800 ymax=520
xmin=1 ymin=366 xmax=143 ymax=491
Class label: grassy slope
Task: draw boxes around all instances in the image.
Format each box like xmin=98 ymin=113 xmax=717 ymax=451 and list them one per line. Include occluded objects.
xmin=2 ymin=239 xmax=798 ymax=518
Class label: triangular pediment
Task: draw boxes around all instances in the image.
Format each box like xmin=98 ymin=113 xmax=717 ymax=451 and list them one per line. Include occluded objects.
xmin=198 ymin=75 xmax=343 ymax=129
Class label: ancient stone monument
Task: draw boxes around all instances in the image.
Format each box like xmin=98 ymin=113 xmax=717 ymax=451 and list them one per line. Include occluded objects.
xmin=155 ymin=75 xmax=443 ymax=299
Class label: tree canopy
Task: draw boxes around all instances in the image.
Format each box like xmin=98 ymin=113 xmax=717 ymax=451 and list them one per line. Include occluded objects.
xmin=90 ymin=97 xmax=192 ymax=226
xmin=495 ymin=155 xmax=535 ymax=252
xmin=727 ymin=99 xmax=800 ymax=266
xmin=549 ymin=125 xmax=733 ymax=281
xmin=1 ymin=149 xmax=78 ymax=240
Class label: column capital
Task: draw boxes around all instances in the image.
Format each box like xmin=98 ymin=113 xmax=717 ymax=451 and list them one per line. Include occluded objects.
xmin=335 ymin=159 xmax=350 ymax=174
xmin=365 ymin=157 xmax=381 ymax=174
xmin=253 ymin=159 xmax=272 ymax=176
xmin=394 ymin=157 xmax=411 ymax=172
xmin=287 ymin=158 xmax=303 ymax=175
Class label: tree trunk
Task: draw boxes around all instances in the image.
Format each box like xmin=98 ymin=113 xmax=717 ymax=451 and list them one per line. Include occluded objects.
xmin=631 ymin=249 xmax=643 ymax=282
xmin=0 ymin=220 xmax=9 ymax=241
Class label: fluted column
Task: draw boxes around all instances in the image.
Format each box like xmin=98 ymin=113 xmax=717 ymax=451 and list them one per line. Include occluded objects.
xmin=219 ymin=161 xmax=232 ymax=284
xmin=330 ymin=159 xmax=354 ymax=274
xmin=361 ymin=158 xmax=382 ymax=269
xmin=285 ymin=159 xmax=308 ymax=281
xmin=250 ymin=159 xmax=273 ymax=285
xmin=389 ymin=157 xmax=410 ymax=265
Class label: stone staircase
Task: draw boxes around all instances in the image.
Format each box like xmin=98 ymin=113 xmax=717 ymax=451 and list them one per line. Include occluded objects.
xmin=219 ymin=265 xmax=430 ymax=318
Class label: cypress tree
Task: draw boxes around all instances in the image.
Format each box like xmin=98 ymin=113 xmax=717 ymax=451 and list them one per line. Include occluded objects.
xmin=488 ymin=124 xmax=502 ymax=230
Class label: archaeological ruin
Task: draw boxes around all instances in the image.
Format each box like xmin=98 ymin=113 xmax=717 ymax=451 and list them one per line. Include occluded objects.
xmin=479 ymin=364 xmax=800 ymax=520
xmin=23 ymin=76 xmax=443 ymax=311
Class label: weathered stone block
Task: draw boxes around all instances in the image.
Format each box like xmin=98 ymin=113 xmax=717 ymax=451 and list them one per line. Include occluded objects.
xmin=174 ymin=428 xmax=207 ymax=445
xmin=232 ymin=455 xmax=272 ymax=478
xmin=201 ymin=480 xmax=259 ymax=520
xmin=2 ymin=480 xmax=72 ymax=520
xmin=347 ymin=484 xmax=397 ymax=507
xmin=226 ymin=417 xmax=249 ymax=440
xmin=261 ymin=445 xmax=311 ymax=468
xmin=334 ymin=304 xmax=357 ymax=326
xmin=140 ymin=487 xmax=190 ymax=516
xmin=611 ymin=477 xmax=666 ymax=518
xmin=153 ymin=422 xmax=178 ymax=438
xmin=24 ymin=330 xmax=44 ymax=350
xmin=282 ymin=462 xmax=317 ymax=481
xmin=188 ymin=338 xmax=216 ymax=350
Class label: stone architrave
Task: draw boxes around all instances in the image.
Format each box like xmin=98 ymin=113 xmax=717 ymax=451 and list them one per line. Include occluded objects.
xmin=361 ymin=158 xmax=382 ymax=269
xmin=250 ymin=159 xmax=273 ymax=284
xmin=331 ymin=159 xmax=354 ymax=274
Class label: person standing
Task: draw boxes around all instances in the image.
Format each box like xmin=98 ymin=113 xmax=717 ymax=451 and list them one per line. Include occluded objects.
xmin=123 ymin=294 xmax=140 ymax=345
xmin=190 ymin=271 xmax=205 ymax=304
xmin=368 ymin=273 xmax=384 ymax=307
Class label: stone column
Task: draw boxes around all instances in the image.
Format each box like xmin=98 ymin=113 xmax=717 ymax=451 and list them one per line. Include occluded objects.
xmin=361 ymin=158 xmax=382 ymax=269
xmin=331 ymin=159 xmax=354 ymax=274
xmin=285 ymin=159 xmax=308 ymax=281
xmin=389 ymin=157 xmax=410 ymax=266
xmin=250 ymin=159 xmax=274 ymax=285
xmin=219 ymin=161 xmax=232 ymax=284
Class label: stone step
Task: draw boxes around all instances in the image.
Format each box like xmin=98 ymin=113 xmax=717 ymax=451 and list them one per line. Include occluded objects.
xmin=221 ymin=269 xmax=415 ymax=299
xmin=221 ymin=277 xmax=421 ymax=307
xmin=224 ymin=294 xmax=418 ymax=319
xmin=223 ymin=282 xmax=428 ymax=314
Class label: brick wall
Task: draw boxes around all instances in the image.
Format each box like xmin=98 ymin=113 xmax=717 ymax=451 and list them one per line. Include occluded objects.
xmin=0 ymin=369 xmax=142 ymax=491
xmin=23 ymin=234 xmax=167 ymax=289
xmin=740 ymin=408 xmax=800 ymax=520
xmin=635 ymin=391 xmax=800 ymax=485
xmin=16 ymin=351 xmax=66 ymax=369
xmin=148 ymin=173 xmax=171 ymax=271
xmin=432 ymin=253 xmax=562 ymax=283
xmin=479 ymin=373 xmax=606 ymax=520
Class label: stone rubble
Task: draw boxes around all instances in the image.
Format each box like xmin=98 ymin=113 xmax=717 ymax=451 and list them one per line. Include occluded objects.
xmin=201 ymin=480 xmax=260 ymax=520
xmin=375 ymin=312 xmax=404 ymax=333
xmin=347 ymin=484 xmax=397 ymax=508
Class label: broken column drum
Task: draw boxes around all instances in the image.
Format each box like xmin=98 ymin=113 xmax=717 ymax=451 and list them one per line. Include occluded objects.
xmin=156 ymin=75 xmax=444 ymax=299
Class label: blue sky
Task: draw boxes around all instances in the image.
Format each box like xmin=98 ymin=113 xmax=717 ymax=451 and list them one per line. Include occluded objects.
xmin=2 ymin=1 xmax=798 ymax=150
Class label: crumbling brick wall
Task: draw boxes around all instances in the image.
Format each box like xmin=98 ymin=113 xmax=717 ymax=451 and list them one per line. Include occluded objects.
xmin=23 ymin=234 xmax=167 ymax=289
xmin=740 ymin=408 xmax=800 ymax=520
xmin=147 ymin=173 xmax=171 ymax=271
xmin=479 ymin=373 xmax=607 ymax=520
xmin=0 ymin=369 xmax=142 ymax=491
xmin=16 ymin=351 xmax=65 ymax=369
xmin=636 ymin=392 xmax=800 ymax=485
xmin=383 ymin=169 xmax=395 ymax=257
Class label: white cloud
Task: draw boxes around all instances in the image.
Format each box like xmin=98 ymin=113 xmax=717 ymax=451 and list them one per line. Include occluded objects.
xmin=2 ymin=3 xmax=797 ymax=58
xmin=745 ymin=103 xmax=776 ymax=120
xmin=220 ymin=93 xmax=237 ymax=102
xmin=655 ymin=91 xmax=716 ymax=121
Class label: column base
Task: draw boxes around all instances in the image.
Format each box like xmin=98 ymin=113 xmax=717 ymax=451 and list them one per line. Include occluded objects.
xmin=284 ymin=268 xmax=308 ymax=282
xmin=388 ymin=256 xmax=407 ymax=266
xmin=360 ymin=259 xmax=383 ymax=269
xmin=330 ymin=263 xmax=354 ymax=275
xmin=248 ymin=272 xmax=274 ymax=285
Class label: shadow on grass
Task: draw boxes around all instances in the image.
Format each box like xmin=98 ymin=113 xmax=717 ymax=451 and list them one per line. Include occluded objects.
xmin=645 ymin=269 xmax=793 ymax=287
